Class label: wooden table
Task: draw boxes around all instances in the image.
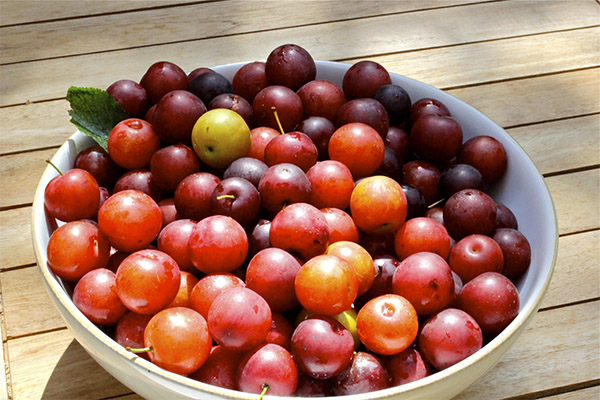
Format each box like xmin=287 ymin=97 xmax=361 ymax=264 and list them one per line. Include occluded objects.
xmin=1 ymin=1 xmax=598 ymax=399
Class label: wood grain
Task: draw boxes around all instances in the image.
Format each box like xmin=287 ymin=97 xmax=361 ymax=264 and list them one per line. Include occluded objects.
xmin=2 ymin=0 xmax=599 ymax=106
xmin=0 ymin=207 xmax=35 ymax=270
xmin=0 ymin=0 xmax=201 ymax=26
xmin=8 ymin=329 xmax=132 ymax=400
xmin=540 ymin=230 xmax=600 ymax=310
xmin=2 ymin=266 xmax=66 ymax=339
xmin=0 ymin=0 xmax=486 ymax=63
xmin=457 ymin=301 xmax=599 ymax=399
xmin=349 ymin=26 xmax=600 ymax=90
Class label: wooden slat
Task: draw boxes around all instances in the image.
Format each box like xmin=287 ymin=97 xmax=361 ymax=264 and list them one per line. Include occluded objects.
xmin=457 ymin=301 xmax=600 ymax=399
xmin=0 ymin=99 xmax=71 ymax=155
xmin=0 ymin=0 xmax=486 ymax=64
xmin=8 ymin=330 xmax=132 ymax=399
xmin=0 ymin=207 xmax=35 ymax=270
xmin=446 ymin=68 xmax=600 ymax=128
xmin=2 ymin=266 xmax=66 ymax=339
xmin=1 ymin=70 xmax=597 ymax=211
xmin=352 ymin=26 xmax=600 ymax=90
xmin=540 ymin=230 xmax=600 ymax=310
xmin=543 ymin=386 xmax=600 ymax=400
xmin=0 ymin=148 xmax=56 ymax=209
xmin=2 ymin=0 xmax=599 ymax=106
xmin=2 ymin=27 xmax=598 ymax=155
xmin=507 ymin=114 xmax=600 ymax=176
xmin=546 ymin=168 xmax=600 ymax=235
xmin=0 ymin=0 xmax=199 ymax=26
xmin=6 ymin=301 xmax=597 ymax=400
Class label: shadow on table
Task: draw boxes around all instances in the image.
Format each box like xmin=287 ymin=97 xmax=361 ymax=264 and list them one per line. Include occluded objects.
xmin=42 ymin=339 xmax=135 ymax=400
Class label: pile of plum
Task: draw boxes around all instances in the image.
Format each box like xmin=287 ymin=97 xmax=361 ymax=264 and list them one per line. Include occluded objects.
xmin=44 ymin=43 xmax=532 ymax=397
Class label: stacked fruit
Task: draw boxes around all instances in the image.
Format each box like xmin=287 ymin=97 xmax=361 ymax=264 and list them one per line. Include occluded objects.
xmin=43 ymin=43 xmax=532 ymax=397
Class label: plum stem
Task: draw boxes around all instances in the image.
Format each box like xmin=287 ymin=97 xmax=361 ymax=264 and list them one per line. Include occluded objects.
xmin=271 ymin=107 xmax=285 ymax=135
xmin=45 ymin=159 xmax=63 ymax=176
xmin=257 ymin=384 xmax=269 ymax=400
xmin=126 ymin=346 xmax=153 ymax=354
xmin=216 ymin=194 xmax=236 ymax=201
xmin=428 ymin=197 xmax=445 ymax=209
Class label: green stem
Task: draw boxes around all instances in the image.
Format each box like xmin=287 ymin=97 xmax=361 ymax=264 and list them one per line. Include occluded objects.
xmin=257 ymin=384 xmax=269 ymax=400
xmin=270 ymin=107 xmax=285 ymax=135
xmin=45 ymin=159 xmax=63 ymax=176
xmin=126 ymin=346 xmax=153 ymax=354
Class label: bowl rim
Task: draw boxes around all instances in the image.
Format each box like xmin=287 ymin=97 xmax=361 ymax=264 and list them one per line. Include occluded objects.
xmin=31 ymin=60 xmax=559 ymax=400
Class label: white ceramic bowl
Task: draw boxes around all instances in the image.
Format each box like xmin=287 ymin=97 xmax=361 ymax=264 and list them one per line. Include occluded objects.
xmin=32 ymin=61 xmax=558 ymax=399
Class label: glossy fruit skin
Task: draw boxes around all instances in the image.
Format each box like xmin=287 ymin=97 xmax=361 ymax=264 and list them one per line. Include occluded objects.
xmin=157 ymin=219 xmax=197 ymax=273
xmin=394 ymin=217 xmax=451 ymax=261
xmin=144 ymin=307 xmax=211 ymax=375
xmin=392 ymin=252 xmax=455 ymax=316
xmin=114 ymin=311 xmax=152 ymax=361
xmin=409 ymin=98 xmax=451 ymax=126
xmin=383 ymin=346 xmax=431 ymax=387
xmin=189 ymin=273 xmax=245 ymax=319
xmin=321 ymin=207 xmax=360 ymax=244
xmin=266 ymin=313 xmax=294 ymax=350
xmin=209 ymin=177 xmax=260 ymax=226
xmin=73 ymin=268 xmax=127 ymax=326
xmin=290 ymin=316 xmax=355 ymax=379
xmin=297 ymin=80 xmax=346 ymax=121
xmin=151 ymin=90 xmax=207 ymax=145
xmin=418 ymin=308 xmax=483 ymax=370
xmin=207 ymin=287 xmax=272 ymax=351
xmin=307 ymin=160 xmax=355 ymax=210
xmin=374 ymin=84 xmax=411 ymax=125
xmin=295 ymin=255 xmax=358 ymax=316
xmin=237 ymin=343 xmax=298 ymax=396
xmin=263 ymin=131 xmax=318 ymax=172
xmin=258 ymin=163 xmax=311 ymax=214
xmin=410 ymin=114 xmax=463 ymax=166
xmin=115 ymin=249 xmax=181 ymax=315
xmin=328 ymin=122 xmax=385 ymax=178
xmin=265 ymin=43 xmax=316 ymax=91
xmin=44 ymin=168 xmax=100 ymax=222
xmin=74 ymin=145 xmax=124 ymax=189
xmin=402 ymin=160 xmax=441 ymax=205
xmin=166 ymin=271 xmax=199 ymax=308
xmin=188 ymin=215 xmax=248 ymax=274
xmin=356 ymin=294 xmax=419 ymax=355
xmin=342 ymin=60 xmax=391 ymax=100
xmin=232 ymin=61 xmax=268 ymax=103
xmin=107 ymin=79 xmax=149 ymax=118
xmin=269 ymin=202 xmax=330 ymax=261
xmin=247 ymin=127 xmax=279 ymax=162
xmin=112 ymin=169 xmax=163 ymax=202
xmin=252 ymin=85 xmax=303 ymax=132
xmin=139 ymin=61 xmax=188 ymax=105
xmin=207 ymin=93 xmax=253 ymax=126
xmin=458 ymin=135 xmax=507 ymax=184
xmin=47 ymin=220 xmax=111 ymax=281
xmin=188 ymin=71 xmax=234 ymax=106
xmin=449 ymin=234 xmax=504 ymax=283
xmin=493 ymin=228 xmax=531 ymax=280
xmin=107 ymin=118 xmax=161 ymax=170
xmin=191 ymin=108 xmax=251 ymax=170
xmin=457 ymin=271 xmax=520 ymax=334
xmin=438 ymin=163 xmax=485 ymax=199
xmin=189 ymin=345 xmax=244 ymax=389
xmin=331 ymin=352 xmax=389 ymax=395
xmin=350 ymin=175 xmax=408 ymax=235
xmin=443 ymin=189 xmax=498 ymax=239
xmin=97 ymin=189 xmax=162 ymax=252
xmin=336 ymin=98 xmax=390 ymax=139
xmin=326 ymin=241 xmax=376 ymax=297
xmin=245 ymin=248 xmax=302 ymax=312
xmin=173 ymin=172 xmax=221 ymax=221
xmin=223 ymin=157 xmax=268 ymax=188
xmin=296 ymin=116 xmax=337 ymax=160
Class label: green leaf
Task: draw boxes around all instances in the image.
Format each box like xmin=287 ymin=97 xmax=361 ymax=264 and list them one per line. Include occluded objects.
xmin=66 ymin=86 xmax=130 ymax=152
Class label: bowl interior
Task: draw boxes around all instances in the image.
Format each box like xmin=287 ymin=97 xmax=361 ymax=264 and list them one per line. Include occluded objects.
xmin=31 ymin=60 xmax=558 ymax=400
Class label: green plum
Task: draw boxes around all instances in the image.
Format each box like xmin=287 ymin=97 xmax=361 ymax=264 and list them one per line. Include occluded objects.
xmin=191 ymin=108 xmax=251 ymax=170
